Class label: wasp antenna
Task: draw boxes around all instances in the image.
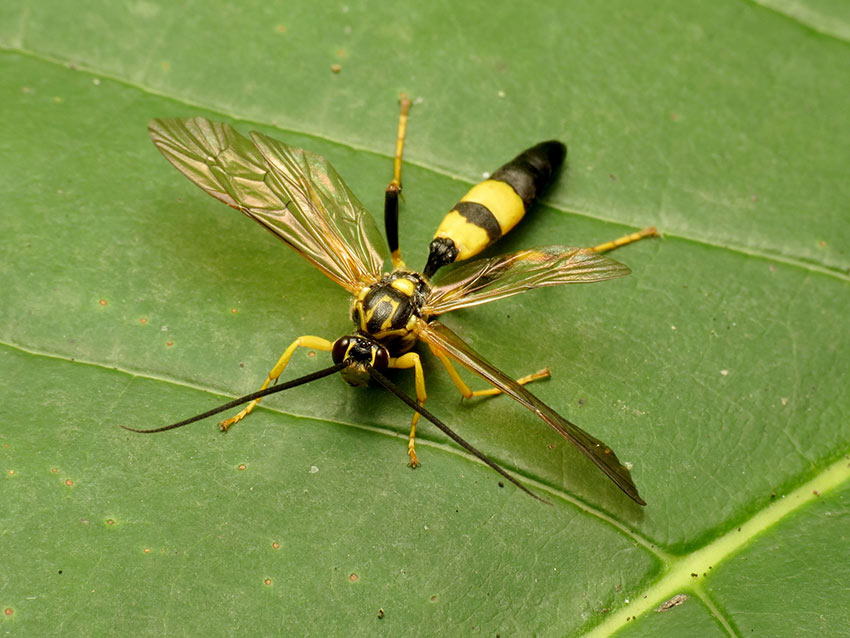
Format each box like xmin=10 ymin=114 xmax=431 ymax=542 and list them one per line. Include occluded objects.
xmin=120 ymin=361 xmax=348 ymax=434
xmin=366 ymin=365 xmax=549 ymax=504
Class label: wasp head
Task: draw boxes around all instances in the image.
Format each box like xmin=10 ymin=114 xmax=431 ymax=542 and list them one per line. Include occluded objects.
xmin=332 ymin=334 xmax=389 ymax=387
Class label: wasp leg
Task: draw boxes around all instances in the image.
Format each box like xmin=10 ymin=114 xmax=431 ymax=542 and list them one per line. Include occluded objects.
xmin=431 ymin=349 xmax=549 ymax=399
xmin=591 ymin=226 xmax=658 ymax=253
xmin=466 ymin=368 xmax=550 ymax=397
xmin=219 ymin=335 xmax=334 ymax=431
xmin=389 ymin=351 xmax=426 ymax=468
xmin=385 ymin=93 xmax=413 ymax=270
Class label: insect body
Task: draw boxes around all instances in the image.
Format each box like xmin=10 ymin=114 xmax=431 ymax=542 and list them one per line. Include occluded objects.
xmin=129 ymin=98 xmax=656 ymax=505
xmin=349 ymin=270 xmax=430 ymax=359
xmin=332 ymin=270 xmax=430 ymax=388
xmin=425 ymin=141 xmax=566 ymax=276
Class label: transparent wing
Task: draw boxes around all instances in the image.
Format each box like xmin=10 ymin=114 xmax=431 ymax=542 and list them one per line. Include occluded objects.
xmin=422 ymin=246 xmax=630 ymax=316
xmin=416 ymin=320 xmax=645 ymax=505
xmin=148 ymin=117 xmax=387 ymax=292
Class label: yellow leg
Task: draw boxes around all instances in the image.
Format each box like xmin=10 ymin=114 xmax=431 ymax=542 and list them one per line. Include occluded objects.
xmin=468 ymin=368 xmax=551 ymax=397
xmin=431 ymin=349 xmax=549 ymax=399
xmin=591 ymin=226 xmax=658 ymax=254
xmin=386 ymin=93 xmax=412 ymax=270
xmin=389 ymin=351 xmax=426 ymax=467
xmin=392 ymin=93 xmax=412 ymax=191
xmin=219 ymin=335 xmax=333 ymax=431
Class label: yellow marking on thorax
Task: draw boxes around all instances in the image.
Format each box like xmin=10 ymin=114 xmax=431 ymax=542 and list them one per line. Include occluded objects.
xmin=356 ymin=300 xmax=368 ymax=332
xmin=363 ymin=294 xmax=402 ymax=332
xmin=380 ymin=298 xmax=401 ymax=331
xmin=461 ymin=180 xmax=525 ymax=233
xmin=434 ymin=211 xmax=490 ymax=260
xmin=391 ymin=278 xmax=416 ymax=296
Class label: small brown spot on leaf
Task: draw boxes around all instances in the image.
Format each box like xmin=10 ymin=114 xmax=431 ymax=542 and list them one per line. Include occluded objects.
xmin=656 ymin=594 xmax=689 ymax=612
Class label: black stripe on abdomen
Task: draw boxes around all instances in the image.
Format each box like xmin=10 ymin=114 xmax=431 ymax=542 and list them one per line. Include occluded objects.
xmin=491 ymin=140 xmax=566 ymax=209
xmin=454 ymin=201 xmax=502 ymax=242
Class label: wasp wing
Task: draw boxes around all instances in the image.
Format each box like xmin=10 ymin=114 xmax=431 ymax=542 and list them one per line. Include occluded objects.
xmin=416 ymin=320 xmax=645 ymax=505
xmin=148 ymin=117 xmax=387 ymax=292
xmin=422 ymin=246 xmax=630 ymax=316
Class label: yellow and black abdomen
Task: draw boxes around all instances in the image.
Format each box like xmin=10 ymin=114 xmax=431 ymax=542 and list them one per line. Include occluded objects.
xmin=423 ymin=141 xmax=566 ymax=277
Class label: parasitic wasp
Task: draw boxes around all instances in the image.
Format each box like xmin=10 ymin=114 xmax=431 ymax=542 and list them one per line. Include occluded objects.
xmin=123 ymin=96 xmax=656 ymax=505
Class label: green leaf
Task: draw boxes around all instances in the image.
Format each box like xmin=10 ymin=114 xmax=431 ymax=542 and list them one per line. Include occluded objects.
xmin=1 ymin=2 xmax=848 ymax=636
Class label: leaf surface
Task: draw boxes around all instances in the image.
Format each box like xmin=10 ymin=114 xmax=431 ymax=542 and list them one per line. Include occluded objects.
xmin=1 ymin=2 xmax=848 ymax=636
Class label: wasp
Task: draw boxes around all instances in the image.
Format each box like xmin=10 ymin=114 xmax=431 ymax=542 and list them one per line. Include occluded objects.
xmin=123 ymin=96 xmax=656 ymax=505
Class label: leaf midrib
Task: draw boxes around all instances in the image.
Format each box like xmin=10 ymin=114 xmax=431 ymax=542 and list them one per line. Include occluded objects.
xmin=585 ymin=455 xmax=850 ymax=637
xmin=746 ymin=0 xmax=850 ymax=44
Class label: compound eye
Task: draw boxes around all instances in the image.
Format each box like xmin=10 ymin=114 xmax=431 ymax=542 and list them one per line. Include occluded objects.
xmin=332 ymin=337 xmax=351 ymax=364
xmin=372 ymin=346 xmax=390 ymax=369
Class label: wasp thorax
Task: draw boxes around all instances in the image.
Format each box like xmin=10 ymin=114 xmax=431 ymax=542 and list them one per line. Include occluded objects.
xmin=349 ymin=272 xmax=430 ymax=357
